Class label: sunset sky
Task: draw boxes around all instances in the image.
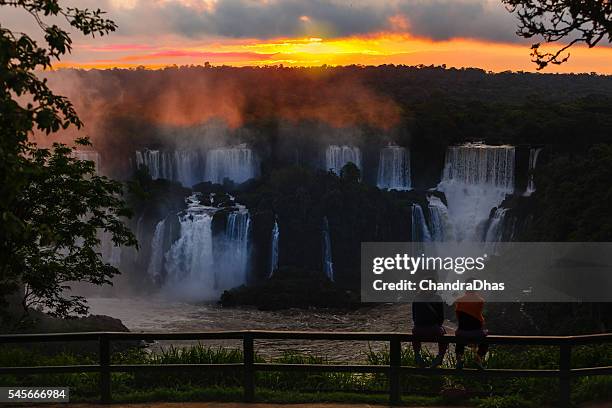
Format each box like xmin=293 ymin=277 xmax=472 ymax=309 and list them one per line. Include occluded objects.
xmin=3 ymin=0 xmax=612 ymax=73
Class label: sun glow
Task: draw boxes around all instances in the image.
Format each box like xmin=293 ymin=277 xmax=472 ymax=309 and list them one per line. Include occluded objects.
xmin=56 ymin=33 xmax=612 ymax=74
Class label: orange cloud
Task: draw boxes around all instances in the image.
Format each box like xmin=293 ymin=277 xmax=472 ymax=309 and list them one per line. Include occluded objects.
xmin=57 ymin=33 xmax=612 ymax=74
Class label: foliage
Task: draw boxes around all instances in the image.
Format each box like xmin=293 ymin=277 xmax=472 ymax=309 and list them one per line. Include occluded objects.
xmin=1 ymin=343 xmax=611 ymax=405
xmin=16 ymin=140 xmax=136 ymax=320
xmin=0 ymin=0 xmax=134 ymax=322
xmin=503 ymin=0 xmax=612 ymax=69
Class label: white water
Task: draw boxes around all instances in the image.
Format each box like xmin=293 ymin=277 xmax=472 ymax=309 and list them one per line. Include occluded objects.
xmin=524 ymin=147 xmax=542 ymax=196
xmin=427 ymin=196 xmax=454 ymax=242
xmin=147 ymin=218 xmax=167 ymax=284
xmin=411 ymin=204 xmax=432 ymax=242
xmin=160 ymin=194 xmax=250 ymax=301
xmin=164 ymin=195 xmax=216 ymax=299
xmin=174 ymin=150 xmax=204 ymax=187
xmin=322 ymin=217 xmax=334 ymax=281
xmin=135 ymin=149 xmax=174 ymax=181
xmin=484 ymin=207 xmax=508 ymax=253
xmin=484 ymin=207 xmax=507 ymax=243
xmin=204 ymin=144 xmax=258 ymax=184
xmin=437 ymin=143 xmax=515 ymax=241
xmin=377 ymin=145 xmax=411 ymax=190
xmin=269 ymin=220 xmax=279 ymax=278
xmin=222 ymin=209 xmax=251 ymax=287
xmin=135 ymin=149 xmax=204 ymax=187
xmin=325 ymin=145 xmax=361 ymax=175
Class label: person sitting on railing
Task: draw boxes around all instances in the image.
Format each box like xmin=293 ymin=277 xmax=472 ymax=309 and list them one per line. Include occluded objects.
xmin=412 ymin=290 xmax=447 ymax=368
xmin=454 ymin=280 xmax=488 ymax=370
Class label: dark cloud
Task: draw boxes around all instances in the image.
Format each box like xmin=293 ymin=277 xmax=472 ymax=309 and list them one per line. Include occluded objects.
xmin=0 ymin=0 xmax=524 ymax=44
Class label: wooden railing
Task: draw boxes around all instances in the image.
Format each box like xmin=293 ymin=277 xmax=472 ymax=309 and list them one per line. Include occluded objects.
xmin=1 ymin=331 xmax=611 ymax=407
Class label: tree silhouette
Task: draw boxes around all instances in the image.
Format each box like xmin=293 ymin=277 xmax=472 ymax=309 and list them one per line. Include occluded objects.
xmin=504 ymin=0 xmax=612 ymax=69
xmin=0 ymin=1 xmax=135 ymax=323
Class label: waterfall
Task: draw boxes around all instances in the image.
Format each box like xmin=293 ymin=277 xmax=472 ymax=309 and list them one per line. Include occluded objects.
xmin=222 ymin=209 xmax=251 ymax=287
xmin=325 ymin=145 xmax=361 ymax=175
xmin=377 ymin=145 xmax=411 ymax=190
xmin=160 ymin=194 xmax=250 ymax=300
xmin=205 ymin=144 xmax=258 ymax=184
xmin=411 ymin=204 xmax=432 ymax=242
xmin=484 ymin=207 xmax=508 ymax=253
xmin=427 ymin=196 xmax=454 ymax=242
xmin=135 ymin=149 xmax=174 ymax=181
xmin=484 ymin=207 xmax=508 ymax=243
xmin=174 ymin=150 xmax=204 ymax=187
xmin=269 ymin=220 xmax=279 ymax=278
xmin=147 ymin=218 xmax=167 ymax=284
xmin=322 ymin=217 xmax=334 ymax=281
xmin=73 ymin=150 xmax=100 ymax=174
xmin=437 ymin=143 xmax=515 ymax=241
xmin=524 ymin=147 xmax=542 ymax=196
xmin=135 ymin=149 xmax=204 ymax=187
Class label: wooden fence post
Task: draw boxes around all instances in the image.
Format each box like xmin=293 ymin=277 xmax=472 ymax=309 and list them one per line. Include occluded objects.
xmin=243 ymin=333 xmax=255 ymax=402
xmin=389 ymin=336 xmax=402 ymax=406
xmin=99 ymin=334 xmax=111 ymax=404
xmin=559 ymin=342 xmax=572 ymax=408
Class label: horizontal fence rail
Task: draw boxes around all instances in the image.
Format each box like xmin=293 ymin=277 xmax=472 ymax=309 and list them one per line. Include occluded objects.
xmin=1 ymin=330 xmax=611 ymax=407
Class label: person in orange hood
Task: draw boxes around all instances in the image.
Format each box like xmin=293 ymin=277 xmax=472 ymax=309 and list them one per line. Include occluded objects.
xmin=454 ymin=280 xmax=488 ymax=369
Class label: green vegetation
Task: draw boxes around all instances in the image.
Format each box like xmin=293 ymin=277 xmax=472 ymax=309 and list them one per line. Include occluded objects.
xmin=0 ymin=0 xmax=136 ymax=326
xmin=1 ymin=343 xmax=610 ymax=406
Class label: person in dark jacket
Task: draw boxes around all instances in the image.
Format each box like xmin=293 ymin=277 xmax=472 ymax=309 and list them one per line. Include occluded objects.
xmin=412 ymin=290 xmax=447 ymax=368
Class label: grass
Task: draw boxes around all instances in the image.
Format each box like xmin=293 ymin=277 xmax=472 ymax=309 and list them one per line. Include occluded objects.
xmin=0 ymin=342 xmax=611 ymax=406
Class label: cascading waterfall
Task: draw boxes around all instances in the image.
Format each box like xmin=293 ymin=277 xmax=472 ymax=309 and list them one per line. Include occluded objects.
xmin=174 ymin=150 xmax=205 ymax=187
xmin=269 ymin=220 xmax=279 ymax=278
xmin=325 ymin=145 xmax=361 ymax=175
xmin=427 ymin=196 xmax=454 ymax=242
xmin=147 ymin=218 xmax=167 ymax=284
xmin=484 ymin=207 xmax=507 ymax=243
xmin=160 ymin=194 xmax=251 ymax=300
xmin=322 ymin=217 xmax=334 ymax=281
xmin=135 ymin=149 xmax=174 ymax=181
xmin=411 ymin=204 xmax=432 ymax=242
xmin=204 ymin=144 xmax=258 ymax=184
xmin=437 ymin=143 xmax=515 ymax=241
xmin=135 ymin=149 xmax=204 ymax=187
xmin=222 ymin=209 xmax=251 ymax=287
xmin=524 ymin=147 xmax=542 ymax=196
xmin=377 ymin=145 xmax=411 ymax=190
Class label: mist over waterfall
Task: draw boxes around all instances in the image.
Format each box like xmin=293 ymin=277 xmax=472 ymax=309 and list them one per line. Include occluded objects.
xmin=427 ymin=196 xmax=454 ymax=242
xmin=269 ymin=220 xmax=279 ymax=278
xmin=524 ymin=147 xmax=542 ymax=196
xmin=437 ymin=143 xmax=515 ymax=241
xmin=204 ymin=144 xmax=258 ymax=184
xmin=322 ymin=217 xmax=334 ymax=281
xmin=411 ymin=204 xmax=431 ymax=242
xmin=377 ymin=145 xmax=411 ymax=190
xmin=325 ymin=145 xmax=361 ymax=175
